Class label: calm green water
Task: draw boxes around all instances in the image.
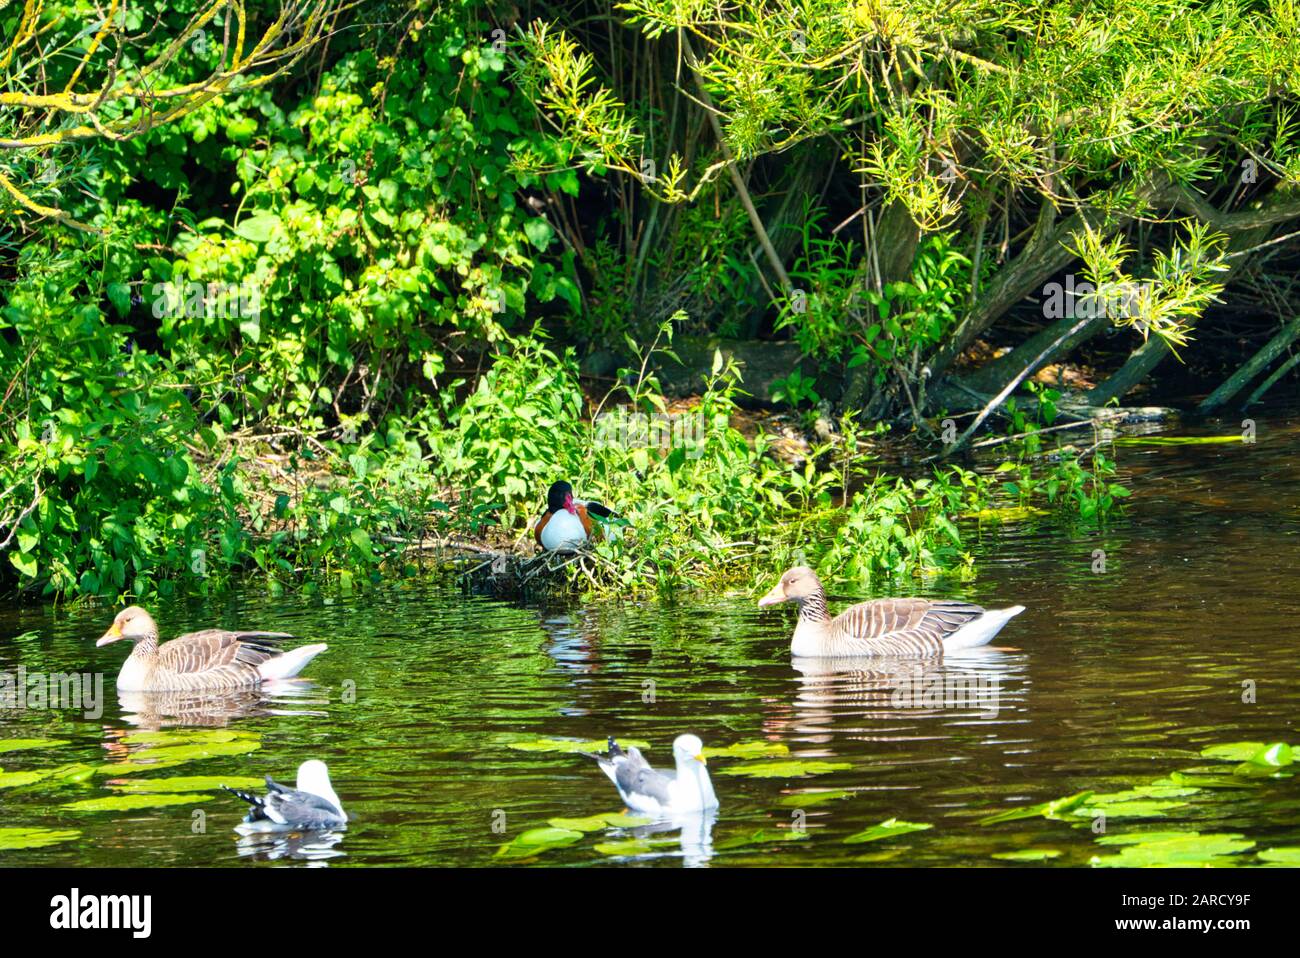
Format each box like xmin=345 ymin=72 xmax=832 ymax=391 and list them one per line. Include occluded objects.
xmin=2 ymin=411 xmax=1299 ymax=866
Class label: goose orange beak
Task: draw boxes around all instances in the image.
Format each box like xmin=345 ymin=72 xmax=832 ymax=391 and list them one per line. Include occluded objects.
xmin=96 ymin=623 xmax=123 ymax=646
xmin=757 ymin=581 xmax=787 ymax=608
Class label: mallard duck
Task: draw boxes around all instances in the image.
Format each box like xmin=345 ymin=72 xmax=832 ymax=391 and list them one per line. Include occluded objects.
xmin=533 ymin=479 xmax=623 ymax=550
xmin=758 ymin=566 xmax=1024 ymax=657
xmin=96 ymin=606 xmax=327 ymax=692
xmin=591 ymin=734 xmax=718 ymax=815
xmin=222 ymin=760 xmax=347 ymax=834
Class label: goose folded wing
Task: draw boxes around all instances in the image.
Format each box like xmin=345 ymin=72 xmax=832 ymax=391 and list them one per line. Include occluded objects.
xmin=160 ymin=629 xmax=293 ymax=673
xmin=838 ymin=598 xmax=985 ymax=643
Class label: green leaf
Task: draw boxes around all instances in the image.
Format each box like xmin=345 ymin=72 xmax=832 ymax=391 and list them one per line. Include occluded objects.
xmin=0 ymin=738 xmax=70 ymax=754
xmin=523 ymin=217 xmax=554 ymax=251
xmin=63 ymin=793 xmax=215 ymax=812
xmin=0 ymin=827 xmax=81 ymax=850
xmin=233 ymin=212 xmax=281 ymax=243
xmin=718 ymin=760 xmax=851 ymax=779
xmin=110 ymin=775 xmax=266 ymax=793
xmin=992 ymin=849 xmax=1062 ymax=862
xmin=843 ymin=819 xmax=933 ymax=844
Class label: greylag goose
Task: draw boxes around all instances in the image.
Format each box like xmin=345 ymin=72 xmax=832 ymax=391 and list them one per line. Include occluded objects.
xmin=96 ymin=606 xmax=327 ymax=692
xmin=591 ymin=734 xmax=718 ymax=815
xmin=534 ymin=480 xmax=624 ymax=550
xmin=222 ymin=760 xmax=347 ymax=833
xmin=758 ymin=566 xmax=1024 ymax=657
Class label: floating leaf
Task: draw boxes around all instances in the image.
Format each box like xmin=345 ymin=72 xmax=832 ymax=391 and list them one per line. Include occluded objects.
xmin=1089 ymin=832 xmax=1254 ymax=868
xmin=1258 ymin=847 xmax=1300 ymax=864
xmin=0 ymin=770 xmax=47 ymax=789
xmin=777 ymin=789 xmax=852 ymax=807
xmin=0 ymin=738 xmax=69 ymax=754
xmin=844 ymin=818 xmax=932 ymax=844
xmin=504 ymin=737 xmax=650 ymax=754
xmin=120 ymin=729 xmax=256 ymax=746
xmin=63 ymin=793 xmax=214 ymax=812
xmin=701 ymin=741 xmax=790 ymax=759
xmin=110 ymin=776 xmax=266 ymax=793
xmin=1073 ymin=800 xmax=1188 ymax=820
xmin=495 ymin=826 xmax=584 ymax=859
xmin=979 ymin=791 xmax=1093 ymax=825
xmin=594 ymin=837 xmax=679 ymax=856
xmin=992 ymin=849 xmax=1062 ymax=861
xmin=546 ymin=812 xmax=651 ymax=833
xmin=717 ymin=760 xmax=851 ymax=779
xmin=714 ymin=828 xmax=810 ymax=850
xmin=0 ymin=827 xmax=81 ymax=850
xmin=96 ymin=738 xmax=261 ymax=774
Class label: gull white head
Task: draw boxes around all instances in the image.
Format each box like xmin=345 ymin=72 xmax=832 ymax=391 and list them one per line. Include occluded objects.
xmin=297 ymin=760 xmax=347 ymax=821
xmin=670 ymin=734 xmax=718 ymax=810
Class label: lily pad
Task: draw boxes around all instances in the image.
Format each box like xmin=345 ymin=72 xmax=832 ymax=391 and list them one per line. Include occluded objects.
xmin=992 ymin=849 xmax=1062 ymax=861
xmin=844 ymin=818 xmax=933 ymax=844
xmin=546 ymin=812 xmax=651 ymax=832
xmin=1072 ymin=800 xmax=1189 ymax=820
xmin=110 ymin=775 xmax=266 ymax=793
xmin=979 ymin=791 xmax=1093 ymax=825
xmin=777 ymin=789 xmax=852 ymax=807
xmin=495 ymin=826 xmax=584 ymax=859
xmin=63 ymin=793 xmax=215 ymax=812
xmin=0 ymin=826 xmax=82 ymax=850
xmin=701 ymin=741 xmax=790 ymax=759
xmin=1202 ymin=741 xmax=1293 ymax=766
xmin=120 ymin=729 xmax=256 ymax=746
xmin=504 ymin=737 xmax=650 ymax=754
xmin=717 ymin=760 xmax=851 ymax=779
xmin=1089 ymin=832 xmax=1255 ymax=868
xmin=96 ymin=738 xmax=261 ymax=774
xmin=714 ymin=828 xmax=810 ymax=850
xmin=0 ymin=738 xmax=69 ymax=754
xmin=0 ymin=770 xmax=48 ymax=789
xmin=1258 ymin=847 xmax=1300 ymax=864
xmin=594 ymin=837 xmax=680 ymax=856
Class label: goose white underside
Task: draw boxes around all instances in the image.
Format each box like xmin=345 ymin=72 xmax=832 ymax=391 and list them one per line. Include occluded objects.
xmin=257 ymin=643 xmax=329 ymax=681
xmin=942 ymin=605 xmax=1025 ymax=652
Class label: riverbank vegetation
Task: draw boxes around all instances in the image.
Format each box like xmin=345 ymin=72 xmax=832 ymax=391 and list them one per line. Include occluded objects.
xmin=2 ymin=1 xmax=1290 ymax=600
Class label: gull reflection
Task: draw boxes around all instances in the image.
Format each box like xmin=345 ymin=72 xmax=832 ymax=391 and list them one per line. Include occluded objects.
xmin=234 ymin=829 xmax=346 ymax=864
xmin=618 ymin=807 xmax=718 ymax=867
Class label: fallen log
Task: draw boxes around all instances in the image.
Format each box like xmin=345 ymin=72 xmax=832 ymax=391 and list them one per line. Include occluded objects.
xmin=1198 ymin=315 xmax=1300 ymax=413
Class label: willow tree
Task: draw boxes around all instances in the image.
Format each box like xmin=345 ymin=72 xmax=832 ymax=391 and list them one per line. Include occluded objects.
xmin=1 ymin=0 xmax=347 ymax=233
xmin=518 ymin=0 xmax=1300 ymax=443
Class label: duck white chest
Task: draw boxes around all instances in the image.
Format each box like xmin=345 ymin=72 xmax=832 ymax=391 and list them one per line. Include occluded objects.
xmin=540 ymin=510 xmax=587 ymax=550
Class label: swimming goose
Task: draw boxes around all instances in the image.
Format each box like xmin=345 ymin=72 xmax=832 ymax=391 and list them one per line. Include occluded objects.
xmin=758 ymin=566 xmax=1024 ymax=657
xmin=591 ymin=734 xmax=719 ymax=816
xmin=222 ymin=760 xmax=347 ymax=834
xmin=533 ymin=480 xmax=623 ymax=550
xmin=96 ymin=606 xmax=328 ymax=692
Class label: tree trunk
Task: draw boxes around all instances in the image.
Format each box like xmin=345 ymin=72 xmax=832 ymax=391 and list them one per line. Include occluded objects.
xmin=1199 ymin=316 xmax=1300 ymax=412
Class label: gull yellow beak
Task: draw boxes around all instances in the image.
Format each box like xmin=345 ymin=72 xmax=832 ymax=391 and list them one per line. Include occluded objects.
xmin=695 ymin=754 xmax=707 ymax=765
xmin=96 ymin=622 xmax=123 ymax=647
xmin=757 ymin=581 xmax=787 ymax=608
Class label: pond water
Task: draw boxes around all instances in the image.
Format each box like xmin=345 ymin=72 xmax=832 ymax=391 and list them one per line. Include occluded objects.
xmin=3 ymin=409 xmax=1299 ymax=867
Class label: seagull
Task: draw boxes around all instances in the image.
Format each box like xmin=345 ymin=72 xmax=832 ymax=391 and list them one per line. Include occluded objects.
xmin=222 ymin=760 xmax=347 ymax=834
xmin=592 ymin=734 xmax=719 ymax=816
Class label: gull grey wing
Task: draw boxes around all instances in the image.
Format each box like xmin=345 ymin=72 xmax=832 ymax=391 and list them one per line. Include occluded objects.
xmin=264 ymin=784 xmax=346 ymax=829
xmin=614 ymin=746 xmax=673 ymax=806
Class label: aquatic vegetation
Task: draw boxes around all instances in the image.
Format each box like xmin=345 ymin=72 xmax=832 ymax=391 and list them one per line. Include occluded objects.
xmin=495 ymin=826 xmax=586 ymax=860
xmin=547 ymin=813 xmax=651 ymax=832
xmin=0 ymin=827 xmax=82 ymax=850
xmin=843 ymin=819 xmax=933 ymax=844
xmin=503 ymin=736 xmax=650 ymax=754
xmin=716 ymin=759 xmax=853 ymax=779
xmin=1088 ymin=832 xmax=1256 ymax=868
xmin=991 ymin=849 xmax=1062 ymax=862
xmin=109 ymin=775 xmax=266 ymax=793
xmin=0 ymin=738 xmax=70 ymax=754
xmin=63 ymin=793 xmax=216 ymax=812
xmin=777 ymin=790 xmax=853 ymax=807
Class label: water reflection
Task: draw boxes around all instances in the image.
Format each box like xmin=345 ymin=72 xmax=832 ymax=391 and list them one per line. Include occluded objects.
xmin=115 ymin=683 xmax=328 ymax=729
xmin=234 ymin=829 xmax=347 ymax=864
